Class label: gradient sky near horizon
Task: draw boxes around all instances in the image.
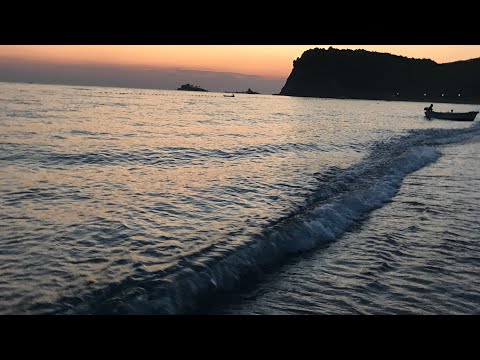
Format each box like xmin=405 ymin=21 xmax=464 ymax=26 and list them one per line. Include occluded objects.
xmin=1 ymin=45 xmax=480 ymax=93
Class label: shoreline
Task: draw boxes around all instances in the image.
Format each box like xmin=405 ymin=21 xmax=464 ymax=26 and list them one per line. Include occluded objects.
xmin=277 ymin=93 xmax=480 ymax=106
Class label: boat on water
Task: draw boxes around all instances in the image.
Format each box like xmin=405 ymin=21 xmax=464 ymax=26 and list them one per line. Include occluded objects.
xmin=424 ymin=109 xmax=479 ymax=121
xmin=223 ymin=94 xmax=235 ymax=97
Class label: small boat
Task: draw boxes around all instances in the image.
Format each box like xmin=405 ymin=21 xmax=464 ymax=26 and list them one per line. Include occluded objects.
xmin=223 ymin=94 xmax=235 ymax=97
xmin=424 ymin=110 xmax=478 ymax=121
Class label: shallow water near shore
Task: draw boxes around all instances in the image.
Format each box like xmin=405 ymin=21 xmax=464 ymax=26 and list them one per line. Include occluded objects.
xmin=1 ymin=82 xmax=479 ymax=314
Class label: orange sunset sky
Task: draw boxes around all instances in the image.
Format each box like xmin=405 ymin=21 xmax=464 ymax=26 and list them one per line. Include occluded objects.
xmin=1 ymin=45 xmax=480 ymax=93
xmin=2 ymin=45 xmax=480 ymax=78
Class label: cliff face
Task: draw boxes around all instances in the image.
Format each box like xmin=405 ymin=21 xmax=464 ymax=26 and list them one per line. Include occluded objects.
xmin=280 ymin=47 xmax=480 ymax=103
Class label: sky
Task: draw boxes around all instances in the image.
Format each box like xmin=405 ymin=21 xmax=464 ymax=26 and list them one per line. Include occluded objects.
xmin=1 ymin=45 xmax=480 ymax=93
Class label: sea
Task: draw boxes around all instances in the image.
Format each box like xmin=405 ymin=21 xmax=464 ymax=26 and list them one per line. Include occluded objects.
xmin=1 ymin=82 xmax=479 ymax=314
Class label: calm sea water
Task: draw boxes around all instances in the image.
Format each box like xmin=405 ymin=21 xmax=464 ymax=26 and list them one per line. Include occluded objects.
xmin=1 ymin=82 xmax=479 ymax=314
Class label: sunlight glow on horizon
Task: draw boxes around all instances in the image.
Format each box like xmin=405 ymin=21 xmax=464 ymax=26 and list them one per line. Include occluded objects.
xmin=2 ymin=45 xmax=480 ymax=79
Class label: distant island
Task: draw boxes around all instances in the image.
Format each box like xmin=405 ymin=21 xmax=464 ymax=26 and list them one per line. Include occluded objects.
xmin=279 ymin=47 xmax=480 ymax=104
xmin=242 ymin=88 xmax=260 ymax=94
xmin=226 ymin=88 xmax=260 ymax=94
xmin=177 ymin=84 xmax=208 ymax=92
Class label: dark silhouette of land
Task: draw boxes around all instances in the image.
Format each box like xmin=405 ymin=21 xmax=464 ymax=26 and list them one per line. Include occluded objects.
xmin=226 ymin=88 xmax=261 ymax=94
xmin=279 ymin=47 xmax=480 ymax=104
xmin=178 ymin=84 xmax=260 ymax=94
xmin=177 ymin=83 xmax=208 ymax=92
xmin=243 ymin=88 xmax=260 ymax=94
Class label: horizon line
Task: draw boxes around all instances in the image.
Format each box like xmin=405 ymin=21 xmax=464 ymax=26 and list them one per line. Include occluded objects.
xmin=0 ymin=80 xmax=280 ymax=94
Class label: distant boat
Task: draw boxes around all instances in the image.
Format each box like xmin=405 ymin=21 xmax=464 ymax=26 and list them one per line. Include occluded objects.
xmin=424 ymin=109 xmax=478 ymax=121
xmin=223 ymin=94 xmax=235 ymax=97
